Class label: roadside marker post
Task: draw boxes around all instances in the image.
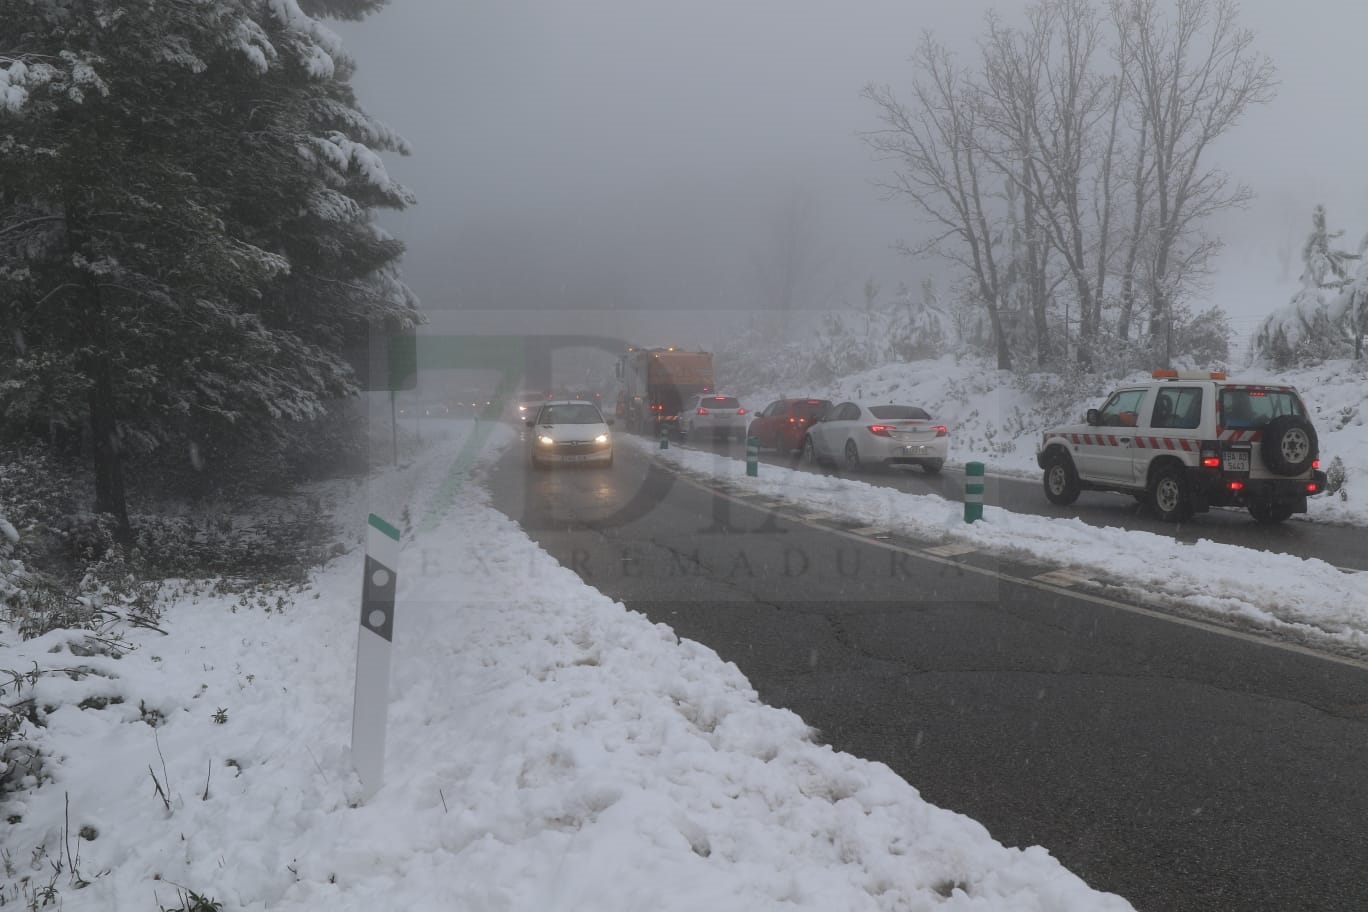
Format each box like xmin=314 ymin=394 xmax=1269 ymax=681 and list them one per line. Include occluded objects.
xmin=746 ymin=436 xmax=760 ymax=476
xmin=352 ymin=513 xmax=400 ymax=801
xmin=659 ymin=426 xmax=669 ymax=449
xmin=965 ymin=462 xmax=985 ymax=523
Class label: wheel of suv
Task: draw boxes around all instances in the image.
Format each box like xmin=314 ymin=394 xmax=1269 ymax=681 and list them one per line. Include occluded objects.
xmin=1148 ymin=463 xmax=1193 ymax=522
xmin=1042 ymin=451 xmax=1080 ymax=505
xmin=1260 ymin=415 xmax=1318 ymax=476
xmin=843 ymin=440 xmax=861 ymax=472
xmin=922 ymin=458 xmax=944 ymax=475
xmin=801 ymin=435 xmax=818 ymax=467
xmin=1248 ymin=501 xmax=1294 ymax=523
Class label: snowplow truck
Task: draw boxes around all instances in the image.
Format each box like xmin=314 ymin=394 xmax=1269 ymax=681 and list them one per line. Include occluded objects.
xmin=616 ymin=348 xmax=714 ymax=437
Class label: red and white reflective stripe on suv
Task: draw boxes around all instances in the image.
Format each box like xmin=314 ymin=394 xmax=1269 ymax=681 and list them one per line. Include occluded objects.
xmin=1217 ymin=427 xmax=1264 ymax=443
xmin=1064 ymin=433 xmax=1196 ymax=451
xmin=1066 ymin=433 xmax=1128 ymax=446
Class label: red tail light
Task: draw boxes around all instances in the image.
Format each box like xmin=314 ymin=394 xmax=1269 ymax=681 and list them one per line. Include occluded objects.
xmin=737 ymin=408 xmax=746 ymax=415
xmin=934 ymin=425 xmax=948 ymax=437
xmin=696 ymin=407 xmax=709 ymax=415
xmin=1307 ymin=482 xmax=1320 ymax=493
xmin=1202 ymin=456 xmax=1221 ymax=468
xmin=651 ymin=404 xmax=663 ymax=412
xmin=867 ymin=425 xmax=894 ymax=437
xmin=1313 ymin=459 xmax=1320 ymax=469
xmin=1229 ymin=481 xmax=1244 ymax=491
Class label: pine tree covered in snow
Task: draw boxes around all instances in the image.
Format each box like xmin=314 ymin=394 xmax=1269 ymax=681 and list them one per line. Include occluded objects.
xmin=0 ymin=0 xmax=419 ymax=539
xmin=1253 ymin=206 xmax=1367 ymax=367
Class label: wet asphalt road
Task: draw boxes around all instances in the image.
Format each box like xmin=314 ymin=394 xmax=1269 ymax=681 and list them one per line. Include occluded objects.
xmin=722 ymin=433 xmax=1366 ymax=572
xmin=484 ymin=428 xmax=1368 ymax=912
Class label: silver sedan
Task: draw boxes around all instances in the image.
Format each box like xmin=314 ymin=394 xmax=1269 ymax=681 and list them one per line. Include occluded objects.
xmin=801 ymin=402 xmax=949 ymax=474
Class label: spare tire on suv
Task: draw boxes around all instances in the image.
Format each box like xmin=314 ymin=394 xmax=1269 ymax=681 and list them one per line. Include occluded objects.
xmin=1260 ymin=414 xmax=1318 ymax=477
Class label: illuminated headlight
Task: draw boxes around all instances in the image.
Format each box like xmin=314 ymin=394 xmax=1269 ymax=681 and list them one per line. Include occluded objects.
xmin=519 ymin=405 xmax=529 ymax=412
xmin=595 ymin=434 xmax=609 ymax=444
xmin=538 ymin=435 xmax=555 ymax=446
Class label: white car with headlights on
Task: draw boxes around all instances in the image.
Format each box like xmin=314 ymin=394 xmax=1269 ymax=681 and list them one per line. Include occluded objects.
xmin=801 ymin=402 xmax=949 ymax=474
xmin=526 ymin=400 xmax=614 ymax=469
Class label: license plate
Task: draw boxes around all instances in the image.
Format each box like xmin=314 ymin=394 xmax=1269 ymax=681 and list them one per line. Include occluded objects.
xmin=901 ymin=445 xmax=928 ymax=456
xmin=1224 ymin=450 xmax=1249 ymax=472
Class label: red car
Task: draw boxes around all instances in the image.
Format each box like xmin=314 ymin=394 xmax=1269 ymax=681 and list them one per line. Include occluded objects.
xmin=746 ymin=398 xmax=833 ymax=454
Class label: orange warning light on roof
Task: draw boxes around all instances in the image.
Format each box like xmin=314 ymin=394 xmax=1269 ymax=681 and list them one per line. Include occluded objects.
xmin=1152 ymin=369 xmax=1226 ymax=380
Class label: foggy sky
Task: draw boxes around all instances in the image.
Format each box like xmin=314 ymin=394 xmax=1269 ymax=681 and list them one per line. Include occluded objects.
xmin=335 ymin=1 xmax=1368 ymax=343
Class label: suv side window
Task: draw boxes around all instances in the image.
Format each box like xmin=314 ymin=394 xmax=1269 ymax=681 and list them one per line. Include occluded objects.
xmin=1098 ymin=389 xmax=1148 ymax=427
xmin=1152 ymin=387 xmax=1203 ymax=429
xmin=763 ymin=401 xmax=780 ymax=418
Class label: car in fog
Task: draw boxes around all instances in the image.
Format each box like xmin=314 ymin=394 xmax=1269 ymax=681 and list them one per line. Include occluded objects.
xmin=801 ymin=402 xmax=948 ymax=474
xmin=679 ymin=394 xmax=749 ymax=442
xmin=746 ymin=397 xmax=833 ymax=454
xmin=509 ymin=389 xmax=549 ymax=422
xmin=525 ymin=399 xmax=614 ymax=469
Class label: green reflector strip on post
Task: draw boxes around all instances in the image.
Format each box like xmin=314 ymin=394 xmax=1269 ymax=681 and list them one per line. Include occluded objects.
xmin=366 ymin=514 xmax=401 ymax=569
xmin=367 ymin=513 xmax=401 ymax=541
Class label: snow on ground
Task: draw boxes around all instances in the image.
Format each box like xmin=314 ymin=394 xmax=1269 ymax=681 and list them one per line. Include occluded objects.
xmin=0 ymin=418 xmax=1135 ymax=912
xmin=3 ymin=354 xmax=1363 ymax=910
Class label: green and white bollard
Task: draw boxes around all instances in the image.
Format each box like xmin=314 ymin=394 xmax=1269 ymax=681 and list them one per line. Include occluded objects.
xmin=659 ymin=425 xmax=669 ymax=449
xmin=352 ymin=513 xmax=399 ymax=801
xmin=964 ymin=462 xmax=984 ymax=523
xmin=746 ymin=435 xmax=760 ymax=476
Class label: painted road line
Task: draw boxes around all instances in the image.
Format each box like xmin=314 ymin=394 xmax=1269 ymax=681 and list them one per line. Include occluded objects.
xmin=651 ymin=466 xmax=1368 ymax=673
xmin=1032 ymin=569 xmax=1094 ymax=588
xmin=924 ymin=543 xmax=980 ymax=557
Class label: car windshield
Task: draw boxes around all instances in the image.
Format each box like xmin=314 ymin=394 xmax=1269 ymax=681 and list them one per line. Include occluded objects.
xmin=869 ymin=405 xmax=931 ymax=420
xmin=537 ymin=403 xmax=603 ymax=424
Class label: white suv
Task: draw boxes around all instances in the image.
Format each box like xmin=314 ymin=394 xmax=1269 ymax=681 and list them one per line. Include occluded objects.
xmin=1036 ymin=370 xmax=1327 ymax=523
xmin=680 ymin=394 xmax=750 ymax=442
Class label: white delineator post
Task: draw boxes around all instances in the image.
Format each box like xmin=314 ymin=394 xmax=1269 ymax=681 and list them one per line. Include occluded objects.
xmin=352 ymin=513 xmax=400 ymax=800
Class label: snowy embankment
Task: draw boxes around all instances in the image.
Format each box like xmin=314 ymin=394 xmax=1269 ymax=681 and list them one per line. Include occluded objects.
xmin=1 ymin=419 xmax=1134 ymax=912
